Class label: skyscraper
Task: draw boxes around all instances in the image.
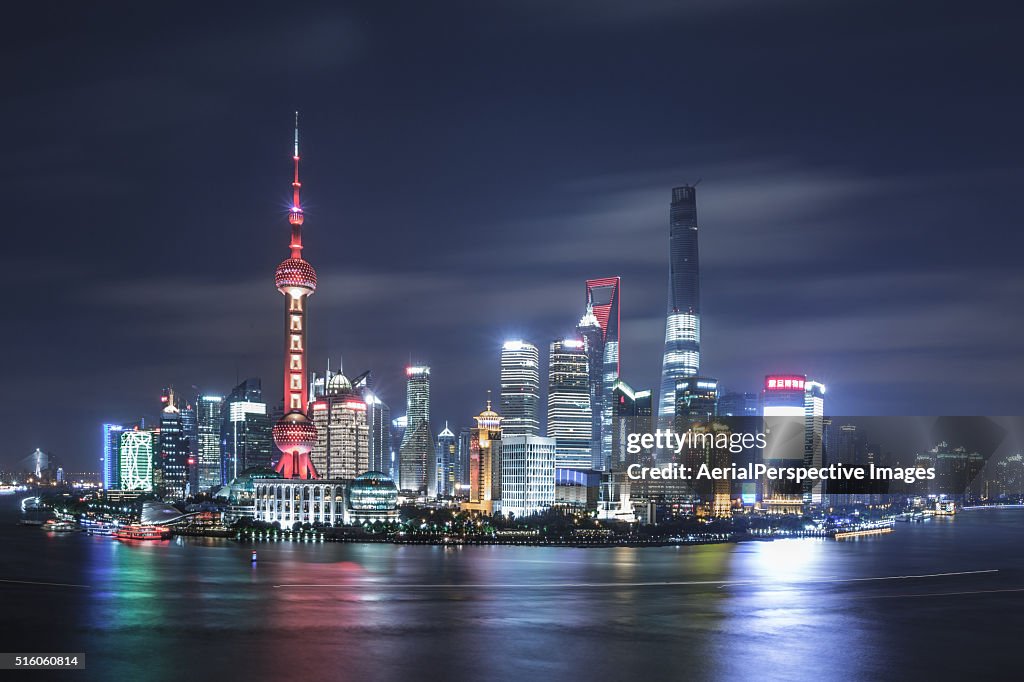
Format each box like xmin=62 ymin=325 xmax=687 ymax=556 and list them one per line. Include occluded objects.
xmin=222 ymin=378 xmax=273 ymax=482
xmin=761 ymin=374 xmax=825 ymax=512
xmin=583 ymin=277 xmax=620 ymax=470
xmin=500 ymin=435 xmax=556 ymax=519
xmin=499 ymin=340 xmax=540 ymax=437
xmin=433 ymin=424 xmax=457 ymax=498
xmin=610 ymin=379 xmax=653 ymax=471
xmin=547 ymin=338 xmax=592 ymax=470
xmin=180 ymin=397 xmax=198 ymax=494
xmin=399 ymin=366 xmax=432 ymax=493
xmin=119 ymin=429 xmax=154 ymax=492
xmin=462 ymin=400 xmax=502 ymax=515
xmin=719 ymin=391 xmax=759 ymax=416
xmin=310 ymin=371 xmax=369 ymax=480
xmin=102 ymin=423 xmax=124 ymax=490
xmin=658 ymin=186 xmax=702 ymax=432
xmin=271 ymin=113 xmax=319 ymax=480
xmin=674 ymin=377 xmax=719 ymax=433
xmin=803 ymin=380 xmax=825 ymax=504
xmin=196 ymin=395 xmax=223 ymax=490
xmin=158 ymin=388 xmax=189 ymax=500
xmin=577 ymin=304 xmax=605 ymax=468
xmin=353 ymin=371 xmax=392 ymax=476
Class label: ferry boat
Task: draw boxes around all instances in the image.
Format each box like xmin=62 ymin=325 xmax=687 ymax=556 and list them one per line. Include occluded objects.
xmin=81 ymin=519 xmax=118 ymax=536
xmin=41 ymin=520 xmax=79 ymax=532
xmin=115 ymin=524 xmax=171 ymax=541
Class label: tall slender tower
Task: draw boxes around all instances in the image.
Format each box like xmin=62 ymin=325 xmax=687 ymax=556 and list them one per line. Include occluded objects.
xmin=657 ymin=185 xmax=701 ymax=433
xmin=272 ymin=113 xmax=319 ymax=480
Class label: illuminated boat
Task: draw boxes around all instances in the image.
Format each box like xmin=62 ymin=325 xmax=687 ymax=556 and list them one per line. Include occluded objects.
xmin=41 ymin=520 xmax=79 ymax=532
xmin=81 ymin=519 xmax=118 ymax=536
xmin=115 ymin=524 xmax=171 ymax=541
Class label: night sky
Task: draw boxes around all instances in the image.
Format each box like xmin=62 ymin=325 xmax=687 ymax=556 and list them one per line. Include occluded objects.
xmin=4 ymin=1 xmax=1022 ymax=472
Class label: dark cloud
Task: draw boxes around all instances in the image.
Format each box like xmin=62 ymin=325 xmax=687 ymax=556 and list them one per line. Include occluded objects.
xmin=2 ymin=0 xmax=1022 ymax=469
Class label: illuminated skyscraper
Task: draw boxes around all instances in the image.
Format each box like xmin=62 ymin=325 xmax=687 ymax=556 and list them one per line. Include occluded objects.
xmin=353 ymin=371 xmax=392 ymax=476
xmin=674 ymin=377 xmax=719 ymax=433
xmin=761 ymin=375 xmax=826 ymax=512
xmin=433 ymin=424 xmax=457 ymax=497
xmin=272 ymin=113 xmax=319 ymax=480
xmin=803 ymin=380 xmax=826 ymax=504
xmin=196 ymin=396 xmax=223 ymax=490
xmin=102 ymin=423 xmax=124 ymax=490
xmin=462 ymin=400 xmax=502 ymax=514
xmin=180 ymin=398 xmax=198 ymax=494
xmin=119 ymin=429 xmax=154 ymax=492
xmin=611 ymin=379 xmax=653 ymax=471
xmin=310 ymin=371 xmax=369 ymax=479
xmin=399 ymin=366 xmax=432 ymax=493
xmin=500 ymin=435 xmax=556 ymax=519
xmin=657 ymin=186 xmax=702 ymax=432
xmin=583 ymin=277 xmax=620 ymax=470
xmin=547 ymin=338 xmax=592 ymax=469
xmin=159 ymin=388 xmax=189 ymax=500
xmin=222 ymin=378 xmax=273 ymax=482
xmin=499 ymin=340 xmax=540 ymax=437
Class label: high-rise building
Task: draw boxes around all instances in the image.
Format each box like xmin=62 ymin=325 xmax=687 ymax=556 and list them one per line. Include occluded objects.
xmin=804 ymin=380 xmax=825 ymax=504
xmin=577 ymin=306 xmax=604 ymax=467
xmin=456 ymin=427 xmax=471 ymax=494
xmin=658 ymin=186 xmax=702 ymax=432
xmin=718 ymin=391 xmax=759 ymax=416
xmin=102 ymin=423 xmax=124 ymax=490
xmin=119 ymin=429 xmax=154 ymax=492
xmin=547 ymin=338 xmax=592 ymax=470
xmin=310 ymin=371 xmax=369 ymax=480
xmin=196 ymin=396 xmax=223 ymax=491
xmin=433 ymin=424 xmax=457 ymax=498
xmin=761 ymin=375 xmax=825 ymax=512
xmin=399 ymin=366 xmax=432 ymax=493
xmin=462 ymin=400 xmax=502 ymax=514
xmin=610 ymin=379 xmax=653 ymax=471
xmin=159 ymin=388 xmax=189 ymax=500
xmin=222 ymin=378 xmax=273 ymax=481
xmin=353 ymin=371 xmax=392 ymax=476
xmin=180 ymin=398 xmax=198 ymax=494
xmin=271 ymin=114 xmax=319 ymax=480
xmin=583 ymin=277 xmax=621 ymax=471
xmin=500 ymin=435 xmax=556 ymax=519
xmin=674 ymin=377 xmax=719 ymax=434
xmin=499 ymin=340 xmax=540 ymax=437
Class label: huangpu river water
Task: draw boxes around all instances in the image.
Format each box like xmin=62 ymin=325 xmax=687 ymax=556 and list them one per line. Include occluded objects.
xmin=2 ymin=496 xmax=1022 ymax=681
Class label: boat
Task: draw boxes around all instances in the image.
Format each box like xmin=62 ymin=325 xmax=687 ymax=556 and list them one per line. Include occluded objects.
xmin=41 ymin=520 xmax=79 ymax=532
xmin=115 ymin=524 xmax=171 ymax=541
xmin=81 ymin=519 xmax=118 ymax=536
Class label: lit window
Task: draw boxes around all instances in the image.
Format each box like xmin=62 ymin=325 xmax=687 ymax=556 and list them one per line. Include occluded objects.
xmin=290 ymin=315 xmax=302 ymax=331
xmin=290 ymin=375 xmax=302 ymax=390
xmin=290 ymin=335 xmax=303 ymax=351
xmin=290 ymin=355 xmax=302 ymax=370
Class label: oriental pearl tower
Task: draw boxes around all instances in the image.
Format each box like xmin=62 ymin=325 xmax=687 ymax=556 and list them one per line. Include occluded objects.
xmin=272 ymin=113 xmax=319 ymax=480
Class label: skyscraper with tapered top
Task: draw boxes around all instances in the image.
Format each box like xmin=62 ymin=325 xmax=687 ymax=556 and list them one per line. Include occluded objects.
xmin=657 ymin=186 xmax=702 ymax=435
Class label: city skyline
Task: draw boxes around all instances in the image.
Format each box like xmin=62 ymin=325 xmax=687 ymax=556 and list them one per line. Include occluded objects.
xmin=5 ymin=1 xmax=1023 ymax=471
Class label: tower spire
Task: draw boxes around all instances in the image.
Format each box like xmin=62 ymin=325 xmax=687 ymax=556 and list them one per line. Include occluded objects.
xmin=288 ymin=111 xmax=305 ymax=258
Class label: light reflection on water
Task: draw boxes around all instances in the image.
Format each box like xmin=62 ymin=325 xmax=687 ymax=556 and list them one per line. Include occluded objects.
xmin=2 ymin=507 xmax=1023 ymax=681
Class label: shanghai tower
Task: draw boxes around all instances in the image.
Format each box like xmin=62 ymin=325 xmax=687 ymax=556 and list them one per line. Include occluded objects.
xmin=657 ymin=185 xmax=701 ymax=431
